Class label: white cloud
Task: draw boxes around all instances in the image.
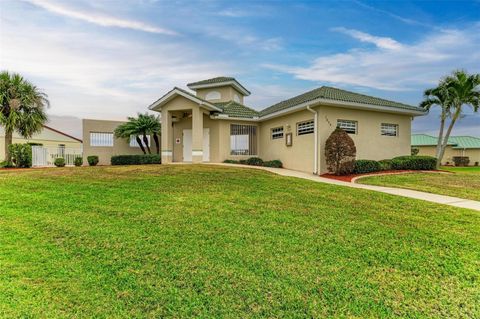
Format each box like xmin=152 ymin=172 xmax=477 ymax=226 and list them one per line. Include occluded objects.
xmin=265 ymin=26 xmax=480 ymax=91
xmin=24 ymin=0 xmax=178 ymax=35
xmin=332 ymin=27 xmax=403 ymax=50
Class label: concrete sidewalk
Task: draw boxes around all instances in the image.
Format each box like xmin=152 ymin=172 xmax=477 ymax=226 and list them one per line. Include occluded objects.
xmin=211 ymin=163 xmax=480 ymax=211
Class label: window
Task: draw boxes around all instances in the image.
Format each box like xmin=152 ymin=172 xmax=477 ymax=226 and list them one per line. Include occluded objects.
xmin=205 ymin=91 xmax=221 ymax=101
xmin=337 ymin=120 xmax=357 ymax=134
xmin=230 ymin=124 xmax=257 ymax=155
xmin=90 ymin=132 xmax=113 ymax=147
xmin=58 ymin=144 xmax=65 ymax=157
xmin=130 ymin=135 xmax=151 ymax=147
xmin=271 ymin=126 xmax=284 ymax=139
xmin=297 ymin=120 xmax=314 ymax=135
xmin=381 ymin=123 xmax=398 ymax=136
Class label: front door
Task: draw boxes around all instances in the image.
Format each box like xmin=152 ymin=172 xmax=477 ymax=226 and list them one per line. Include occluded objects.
xmin=183 ymin=129 xmax=192 ymax=162
xmin=183 ymin=128 xmax=210 ymax=162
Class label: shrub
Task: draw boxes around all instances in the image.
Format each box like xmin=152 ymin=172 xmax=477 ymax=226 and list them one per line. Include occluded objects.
xmin=8 ymin=143 xmax=32 ymax=168
xmin=378 ymin=159 xmax=392 ymax=171
xmin=391 ymin=155 xmax=436 ymax=170
xmin=54 ymin=158 xmax=65 ymax=167
xmin=411 ymin=148 xmax=419 ymax=156
xmin=246 ymin=157 xmax=264 ymax=166
xmin=325 ymin=128 xmax=356 ymax=175
xmin=0 ymin=161 xmax=14 ymax=168
xmin=475 ymin=162 xmax=479 ymax=166
xmin=87 ymin=156 xmax=99 ymax=166
xmin=263 ymin=160 xmax=283 ymax=168
xmin=239 ymin=159 xmax=247 ymax=164
xmin=223 ymin=159 xmax=239 ymax=164
xmin=111 ymin=154 xmax=161 ymax=165
xmin=354 ymin=160 xmax=381 ymax=174
xmin=452 ymin=156 xmax=470 ymax=167
xmin=74 ymin=157 xmax=83 ymax=167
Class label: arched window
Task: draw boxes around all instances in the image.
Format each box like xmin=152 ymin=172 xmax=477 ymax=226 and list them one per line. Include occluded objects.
xmin=205 ymin=91 xmax=221 ymax=100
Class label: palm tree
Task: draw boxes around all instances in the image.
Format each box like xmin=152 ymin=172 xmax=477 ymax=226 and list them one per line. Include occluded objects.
xmin=114 ymin=113 xmax=161 ymax=155
xmin=421 ymin=70 xmax=480 ymax=168
xmin=0 ymin=71 xmax=49 ymax=163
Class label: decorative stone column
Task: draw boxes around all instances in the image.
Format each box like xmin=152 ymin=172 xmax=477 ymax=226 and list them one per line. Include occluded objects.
xmin=191 ymin=106 xmax=204 ymax=163
xmin=161 ymin=110 xmax=173 ymax=163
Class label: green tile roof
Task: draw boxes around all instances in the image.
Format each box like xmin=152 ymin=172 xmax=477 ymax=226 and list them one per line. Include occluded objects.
xmin=260 ymin=86 xmax=423 ymax=116
xmin=187 ymin=77 xmax=236 ymax=86
xmin=213 ymin=101 xmax=259 ymax=118
xmin=412 ymin=134 xmax=480 ymax=149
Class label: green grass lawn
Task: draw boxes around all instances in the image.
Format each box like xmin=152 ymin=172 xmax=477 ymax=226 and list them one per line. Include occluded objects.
xmin=1 ymin=165 xmax=479 ymax=318
xmin=358 ymin=168 xmax=480 ymax=201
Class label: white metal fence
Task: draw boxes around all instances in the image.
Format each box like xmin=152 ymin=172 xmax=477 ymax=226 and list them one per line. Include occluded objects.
xmin=32 ymin=146 xmax=83 ymax=167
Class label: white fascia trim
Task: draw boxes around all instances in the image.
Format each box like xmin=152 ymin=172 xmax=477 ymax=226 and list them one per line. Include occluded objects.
xmin=259 ymin=98 xmax=427 ymax=121
xmin=188 ymin=81 xmax=251 ymax=96
xmin=148 ymin=89 xmax=222 ymax=112
xmin=210 ymin=115 xmax=260 ymax=122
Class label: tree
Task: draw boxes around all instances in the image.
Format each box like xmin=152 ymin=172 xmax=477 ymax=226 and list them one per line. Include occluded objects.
xmin=114 ymin=113 xmax=161 ymax=155
xmin=0 ymin=71 xmax=49 ymax=163
xmin=325 ymin=127 xmax=356 ymax=175
xmin=421 ymin=70 xmax=480 ymax=168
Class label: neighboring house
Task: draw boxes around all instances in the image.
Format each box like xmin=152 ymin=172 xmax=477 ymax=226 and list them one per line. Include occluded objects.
xmin=0 ymin=125 xmax=82 ymax=161
xmin=146 ymin=76 xmax=426 ymax=174
xmin=82 ymin=119 xmax=154 ymax=165
xmin=412 ymin=134 xmax=480 ymax=165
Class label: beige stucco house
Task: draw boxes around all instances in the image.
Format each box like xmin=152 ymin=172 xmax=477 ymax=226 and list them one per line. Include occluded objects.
xmin=0 ymin=125 xmax=82 ymax=161
xmin=412 ymin=134 xmax=480 ymax=165
xmin=146 ymin=77 xmax=426 ymax=174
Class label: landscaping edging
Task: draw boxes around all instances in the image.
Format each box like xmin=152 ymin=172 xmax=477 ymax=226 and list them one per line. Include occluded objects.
xmin=320 ymin=170 xmax=450 ymax=183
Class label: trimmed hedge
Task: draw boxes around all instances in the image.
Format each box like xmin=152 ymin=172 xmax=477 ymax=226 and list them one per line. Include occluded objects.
xmin=74 ymin=157 xmax=83 ymax=167
xmin=452 ymin=156 xmax=470 ymax=167
xmin=111 ymin=154 xmax=161 ymax=165
xmin=246 ymin=157 xmax=264 ymax=166
xmin=263 ymin=160 xmax=283 ymax=168
xmin=8 ymin=143 xmax=32 ymax=168
xmin=54 ymin=158 xmax=65 ymax=167
xmin=87 ymin=156 xmax=99 ymax=166
xmin=391 ymin=155 xmax=436 ymax=170
xmin=223 ymin=159 xmax=239 ymax=164
xmin=354 ymin=160 xmax=381 ymax=174
xmin=378 ymin=159 xmax=392 ymax=171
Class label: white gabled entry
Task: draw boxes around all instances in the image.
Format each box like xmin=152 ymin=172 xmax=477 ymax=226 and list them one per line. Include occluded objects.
xmin=183 ymin=128 xmax=210 ymax=162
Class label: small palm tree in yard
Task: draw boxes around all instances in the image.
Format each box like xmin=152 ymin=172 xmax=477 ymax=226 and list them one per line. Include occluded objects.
xmin=114 ymin=113 xmax=161 ymax=154
xmin=0 ymin=71 xmax=49 ymax=163
xmin=421 ymin=70 xmax=480 ymax=168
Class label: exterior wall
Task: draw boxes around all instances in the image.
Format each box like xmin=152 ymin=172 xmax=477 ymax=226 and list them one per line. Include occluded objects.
xmin=82 ymin=119 xmax=149 ymax=165
xmin=259 ymin=109 xmax=315 ymax=173
xmin=416 ymin=145 xmax=480 ymax=165
xmin=0 ymin=126 xmax=82 ymax=161
xmin=317 ymin=106 xmax=412 ymax=173
xmin=195 ymin=86 xmax=244 ymax=104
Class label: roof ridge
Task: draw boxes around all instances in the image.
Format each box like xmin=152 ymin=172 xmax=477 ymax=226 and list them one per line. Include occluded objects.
xmin=322 ymin=86 xmax=415 ymax=108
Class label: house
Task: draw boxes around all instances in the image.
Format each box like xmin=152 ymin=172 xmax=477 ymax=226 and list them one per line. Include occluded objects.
xmin=82 ymin=119 xmax=155 ymax=165
xmin=412 ymin=134 xmax=480 ymax=165
xmin=147 ymin=77 xmax=426 ymax=174
xmin=0 ymin=125 xmax=82 ymax=161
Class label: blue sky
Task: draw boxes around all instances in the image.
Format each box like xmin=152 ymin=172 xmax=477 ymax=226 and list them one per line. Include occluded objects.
xmin=1 ymin=0 xmax=479 ymax=138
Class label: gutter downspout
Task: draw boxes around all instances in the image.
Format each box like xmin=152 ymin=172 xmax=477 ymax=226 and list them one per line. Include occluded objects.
xmin=306 ymin=105 xmax=318 ymax=175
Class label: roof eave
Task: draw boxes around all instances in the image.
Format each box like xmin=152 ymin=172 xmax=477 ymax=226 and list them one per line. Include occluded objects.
xmin=148 ymin=88 xmax=222 ymax=112
xmin=260 ymin=98 xmax=427 ymax=120
xmin=187 ymin=81 xmax=251 ymax=96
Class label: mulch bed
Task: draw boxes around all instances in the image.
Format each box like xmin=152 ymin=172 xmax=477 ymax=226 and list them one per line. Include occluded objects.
xmin=321 ymin=170 xmax=447 ymax=183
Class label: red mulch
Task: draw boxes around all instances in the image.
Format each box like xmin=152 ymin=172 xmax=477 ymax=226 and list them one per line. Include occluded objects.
xmin=321 ymin=170 xmax=446 ymax=182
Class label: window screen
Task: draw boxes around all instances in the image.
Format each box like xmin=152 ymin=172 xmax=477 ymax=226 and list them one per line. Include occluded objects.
xmin=381 ymin=123 xmax=398 ymax=136
xmin=297 ymin=120 xmax=314 ymax=135
xmin=337 ymin=120 xmax=357 ymax=134
xmin=230 ymin=124 xmax=257 ymax=155
xmin=130 ymin=135 xmax=151 ymax=147
xmin=90 ymin=132 xmax=113 ymax=147
xmin=271 ymin=127 xmax=284 ymax=139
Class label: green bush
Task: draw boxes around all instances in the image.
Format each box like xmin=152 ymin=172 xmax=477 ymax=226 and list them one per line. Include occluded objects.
xmin=452 ymin=156 xmax=470 ymax=167
xmin=239 ymin=159 xmax=247 ymax=165
xmin=378 ymin=159 xmax=392 ymax=171
xmin=54 ymin=158 xmax=65 ymax=167
xmin=87 ymin=156 xmax=99 ymax=166
xmin=74 ymin=157 xmax=83 ymax=167
xmin=8 ymin=143 xmax=32 ymax=168
xmin=391 ymin=155 xmax=437 ymax=170
xmin=223 ymin=159 xmax=239 ymax=164
xmin=263 ymin=160 xmax=283 ymax=168
xmin=0 ymin=161 xmax=14 ymax=168
xmin=246 ymin=157 xmax=263 ymax=166
xmin=411 ymin=148 xmax=419 ymax=156
xmin=353 ymin=160 xmax=381 ymax=174
xmin=111 ymin=154 xmax=161 ymax=165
